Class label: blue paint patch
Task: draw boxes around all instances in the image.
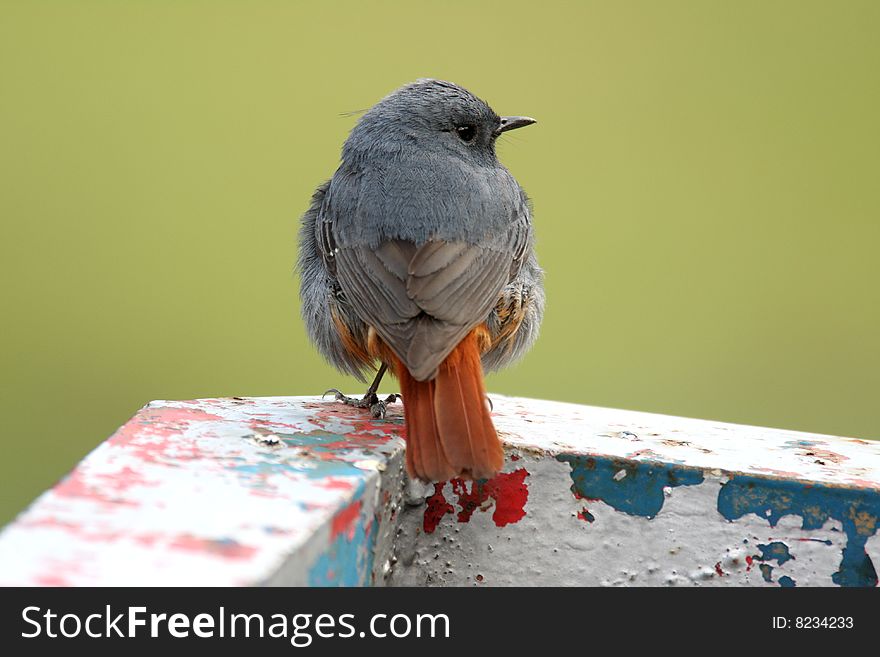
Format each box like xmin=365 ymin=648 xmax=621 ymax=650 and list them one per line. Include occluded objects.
xmin=718 ymin=475 xmax=880 ymax=587
xmin=836 ymin=544 xmax=877 ymax=588
xmin=752 ymin=542 xmax=797 ymax=588
xmin=557 ymin=455 xmax=704 ymax=519
xmin=278 ymin=431 xmax=352 ymax=449
xmin=230 ymin=448 xmax=369 ymax=486
xmin=308 ymin=503 xmax=379 ymax=587
xmin=757 ymin=542 xmax=795 ymax=565
xmin=262 ymin=526 xmax=288 ymax=535
xmin=785 ymin=440 xmax=819 ymax=448
xmin=231 ymin=461 xmax=304 ymax=477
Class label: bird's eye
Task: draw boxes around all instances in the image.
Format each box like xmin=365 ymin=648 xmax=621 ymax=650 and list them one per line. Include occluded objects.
xmin=455 ymin=125 xmax=476 ymax=143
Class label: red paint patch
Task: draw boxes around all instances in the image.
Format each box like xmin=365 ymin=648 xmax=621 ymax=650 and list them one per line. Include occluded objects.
xmin=451 ymin=479 xmax=487 ymax=523
xmin=106 ymin=406 xmax=221 ymax=464
xmin=423 ymin=469 xmax=530 ymax=533
xmin=49 ymin=522 xmax=124 ymax=542
xmin=92 ymin=466 xmax=159 ymax=493
xmin=132 ymin=533 xmax=163 ymax=548
xmin=318 ymin=477 xmax=357 ymax=491
xmin=53 ymin=470 xmax=103 ymax=500
xmin=576 ymin=508 xmax=595 ymax=523
xmin=714 ymin=562 xmax=725 ymax=577
xmin=754 ymin=467 xmax=805 ymax=479
xmin=424 ymin=483 xmax=455 ymax=533
xmin=18 ymin=517 xmax=171 ymax=547
xmin=485 ymin=469 xmax=529 ymax=527
xmin=331 ymin=500 xmax=362 ymax=541
xmin=805 ymin=448 xmax=848 ymax=464
xmin=35 ymin=574 xmax=71 ymax=586
xmin=745 ymin=555 xmax=754 ymax=571
xmin=169 ymin=534 xmax=257 ymax=559
xmin=249 ymin=418 xmax=302 ymax=432
xmin=53 ymin=470 xmax=139 ymax=509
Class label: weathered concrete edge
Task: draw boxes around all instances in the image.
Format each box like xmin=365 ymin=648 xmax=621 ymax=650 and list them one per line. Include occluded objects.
xmin=385 ymin=444 xmax=880 ymax=587
xmin=0 ymin=395 xmax=877 ymax=587
xmin=263 ymin=449 xmax=407 ymax=587
xmin=0 ymin=396 xmax=409 ymax=586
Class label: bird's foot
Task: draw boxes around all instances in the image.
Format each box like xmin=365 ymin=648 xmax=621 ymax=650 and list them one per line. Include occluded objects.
xmin=322 ymin=389 xmax=401 ymax=420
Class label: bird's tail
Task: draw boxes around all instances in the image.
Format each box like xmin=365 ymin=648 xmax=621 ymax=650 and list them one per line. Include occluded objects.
xmin=392 ymin=329 xmax=504 ymax=482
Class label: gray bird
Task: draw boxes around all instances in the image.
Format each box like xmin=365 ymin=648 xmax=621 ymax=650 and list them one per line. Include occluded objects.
xmin=298 ymin=79 xmax=544 ymax=482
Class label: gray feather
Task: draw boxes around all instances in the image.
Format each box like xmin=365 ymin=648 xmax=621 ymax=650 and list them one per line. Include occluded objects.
xmin=296 ymin=79 xmax=545 ymax=383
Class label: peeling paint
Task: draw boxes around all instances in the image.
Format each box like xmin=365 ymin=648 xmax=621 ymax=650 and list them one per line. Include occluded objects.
xmin=331 ymin=500 xmax=363 ymax=541
xmin=424 ymin=483 xmax=455 ymax=534
xmin=0 ymin=396 xmax=406 ymax=586
xmin=309 ymin=503 xmax=378 ymax=587
xmin=423 ymin=469 xmax=530 ymax=533
xmin=1 ymin=395 xmax=878 ymax=588
xmin=557 ymin=455 xmax=704 ymax=519
xmin=718 ymin=475 xmax=880 ymax=587
xmin=756 ymin=542 xmax=794 ymax=566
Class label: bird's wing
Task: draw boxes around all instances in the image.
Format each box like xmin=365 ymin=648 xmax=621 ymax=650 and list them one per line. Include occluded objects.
xmin=332 ymin=222 xmax=529 ymax=381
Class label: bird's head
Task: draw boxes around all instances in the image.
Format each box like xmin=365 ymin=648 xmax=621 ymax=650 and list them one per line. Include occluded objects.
xmin=343 ymin=79 xmax=536 ymax=164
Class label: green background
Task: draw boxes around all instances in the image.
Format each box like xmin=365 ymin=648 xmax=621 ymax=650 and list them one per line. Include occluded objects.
xmin=1 ymin=1 xmax=878 ymax=526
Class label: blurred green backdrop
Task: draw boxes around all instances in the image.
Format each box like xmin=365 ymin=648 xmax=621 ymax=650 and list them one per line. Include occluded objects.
xmin=1 ymin=1 xmax=878 ymax=526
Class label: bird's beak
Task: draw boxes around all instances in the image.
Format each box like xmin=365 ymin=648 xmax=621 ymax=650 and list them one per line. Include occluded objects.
xmin=495 ymin=116 xmax=537 ymax=135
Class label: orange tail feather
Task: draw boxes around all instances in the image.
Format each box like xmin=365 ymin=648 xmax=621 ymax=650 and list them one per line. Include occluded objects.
xmin=393 ymin=330 xmax=504 ymax=482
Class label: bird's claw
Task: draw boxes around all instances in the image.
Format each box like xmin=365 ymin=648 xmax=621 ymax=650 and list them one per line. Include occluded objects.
xmin=322 ymin=389 xmax=401 ymax=419
xmin=370 ymin=394 xmax=401 ymax=419
xmin=322 ymin=388 xmax=346 ymax=402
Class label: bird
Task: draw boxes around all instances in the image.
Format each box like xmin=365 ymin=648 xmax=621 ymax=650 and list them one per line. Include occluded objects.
xmin=298 ymin=79 xmax=544 ymax=482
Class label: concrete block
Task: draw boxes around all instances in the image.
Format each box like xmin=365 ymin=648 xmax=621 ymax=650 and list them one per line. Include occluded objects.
xmin=1 ymin=395 xmax=877 ymax=587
